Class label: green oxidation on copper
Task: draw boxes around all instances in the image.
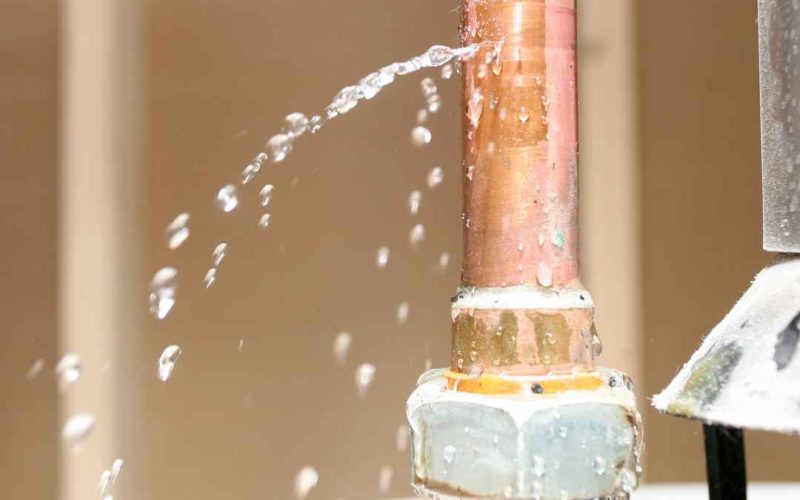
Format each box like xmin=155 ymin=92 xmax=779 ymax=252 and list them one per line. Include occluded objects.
xmin=553 ymin=229 xmax=565 ymax=249
xmin=526 ymin=312 xmax=573 ymax=366
xmin=667 ymin=342 xmax=742 ymax=417
xmin=451 ymin=312 xmax=520 ymax=371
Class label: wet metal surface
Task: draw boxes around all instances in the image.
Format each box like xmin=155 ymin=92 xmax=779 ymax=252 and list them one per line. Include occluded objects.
xmin=759 ymin=0 xmax=800 ymax=251
xmin=654 ymin=256 xmax=800 ymax=434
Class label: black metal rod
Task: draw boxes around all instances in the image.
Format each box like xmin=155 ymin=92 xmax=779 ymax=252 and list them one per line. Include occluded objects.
xmin=703 ymin=424 xmax=747 ymax=500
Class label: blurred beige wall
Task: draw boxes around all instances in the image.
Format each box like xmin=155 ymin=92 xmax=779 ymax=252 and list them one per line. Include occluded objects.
xmin=0 ymin=1 xmax=59 ymax=499
xmin=2 ymin=1 xmax=800 ymax=499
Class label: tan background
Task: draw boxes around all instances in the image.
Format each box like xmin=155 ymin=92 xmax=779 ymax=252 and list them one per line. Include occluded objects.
xmin=1 ymin=0 xmax=798 ymax=499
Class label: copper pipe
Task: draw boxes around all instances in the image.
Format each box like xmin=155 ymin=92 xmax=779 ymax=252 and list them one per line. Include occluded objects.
xmin=460 ymin=0 xmax=578 ymax=289
xmin=451 ymin=0 xmax=590 ymax=377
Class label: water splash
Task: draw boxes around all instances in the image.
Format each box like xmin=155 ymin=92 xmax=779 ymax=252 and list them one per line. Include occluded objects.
xmin=378 ymin=465 xmax=393 ymax=494
xmin=284 ymin=112 xmax=309 ymax=138
xmin=438 ymin=252 xmax=450 ymax=271
xmin=148 ymin=267 xmax=177 ymax=320
xmin=216 ymin=184 xmax=239 ymax=213
xmin=62 ymin=413 xmax=95 ymax=445
xmin=427 ymin=166 xmax=443 ymax=189
xmin=212 ymin=243 xmax=228 ymax=267
xmin=266 ymin=134 xmax=293 ymax=162
xmin=376 ymin=247 xmax=390 ymax=269
xmin=257 ymin=213 xmax=272 ymax=229
xmin=26 ymin=358 xmax=44 ymax=380
xmin=411 ymin=126 xmax=432 ymax=147
xmin=158 ymin=345 xmax=182 ymax=382
xmin=396 ymin=423 xmax=409 ymax=452
xmin=55 ymin=353 xmax=81 ymax=390
xmin=441 ymin=63 xmax=454 ymax=80
xmin=409 ymin=224 xmax=425 ymax=248
xmin=396 ymin=302 xmax=410 ymax=324
xmin=294 ymin=466 xmax=319 ymax=500
xmin=333 ymin=332 xmax=352 ymax=366
xmin=203 ymin=268 xmax=217 ymax=288
xmin=355 ymin=363 xmax=376 ymax=397
xmin=259 ymin=184 xmax=275 ymax=207
xmin=408 ymin=190 xmax=422 ymax=215
xmin=165 ymin=213 xmax=190 ymax=249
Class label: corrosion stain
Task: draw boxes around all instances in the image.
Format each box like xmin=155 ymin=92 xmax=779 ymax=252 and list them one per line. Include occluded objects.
xmin=525 ymin=312 xmax=573 ymax=366
xmin=668 ymin=342 xmax=742 ymax=417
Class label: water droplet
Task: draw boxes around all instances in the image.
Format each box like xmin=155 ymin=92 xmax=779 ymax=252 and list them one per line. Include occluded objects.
xmin=99 ymin=469 xmax=112 ymax=495
xmin=468 ymin=89 xmax=484 ymax=128
xmin=591 ymin=332 xmax=603 ymax=357
xmin=266 ymin=133 xmax=293 ymax=163
xmin=203 ymin=268 xmax=217 ymax=288
xmin=165 ymin=213 xmax=190 ymax=249
xmin=477 ymin=64 xmax=488 ymax=78
xmin=619 ymin=468 xmax=637 ymax=494
xmin=396 ymin=424 xmax=409 ymax=452
xmin=421 ymin=77 xmax=438 ymax=97
xmin=411 ymin=126 xmax=432 ymax=147
xmin=544 ymin=332 xmax=556 ymax=345
xmin=259 ymin=184 xmax=275 ymax=207
xmin=238 ymin=339 xmax=244 ymax=352
xmin=557 ymin=426 xmax=568 ymax=438
xmin=148 ymin=267 xmax=177 ymax=319
xmin=110 ymin=458 xmax=124 ymax=483
xmin=240 ymin=164 xmax=258 ymax=184
xmin=397 ymin=302 xmax=410 ymax=324
xmin=518 ymin=107 xmax=530 ymax=124
xmin=408 ymin=190 xmax=422 ymax=215
xmin=442 ymin=445 xmax=457 ymax=464
xmin=158 ymin=345 xmax=182 ymax=382
xmin=427 ymin=166 xmax=443 ymax=188
xmin=284 ymin=112 xmax=309 ymax=138
xmin=216 ymin=184 xmax=238 ymax=213
xmin=355 ymin=363 xmax=376 ymax=397
xmin=536 ymin=262 xmax=553 ymax=287
xmin=257 ymin=213 xmax=272 ymax=229
xmin=593 ymin=456 xmax=607 ymax=476
xmin=309 ymin=115 xmax=323 ymax=134
xmin=427 ymin=94 xmax=442 ymax=113
xmin=492 ymin=56 xmax=503 ymax=76
xmin=376 ymin=246 xmax=390 ymax=268
xmin=378 ymin=465 xmax=393 ymax=494
xmin=532 ymin=455 xmax=545 ymax=477
xmin=438 ymin=252 xmax=450 ymax=271
xmin=62 ymin=413 xmax=95 ymax=444
xmin=333 ymin=332 xmax=352 ymax=366
xmin=55 ymin=353 xmax=81 ymax=390
xmin=26 ymin=358 xmax=44 ymax=380
xmin=409 ymin=224 xmax=425 ymax=248
xmin=294 ymin=466 xmax=319 ymax=500
xmin=212 ymin=243 xmax=228 ymax=267
xmin=417 ymin=109 xmax=429 ymax=124
xmin=441 ymin=64 xmax=453 ymax=79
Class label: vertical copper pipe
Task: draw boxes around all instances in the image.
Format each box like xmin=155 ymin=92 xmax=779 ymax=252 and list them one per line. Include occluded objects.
xmin=451 ymin=0 xmax=590 ymax=377
xmin=460 ymin=0 xmax=578 ymax=289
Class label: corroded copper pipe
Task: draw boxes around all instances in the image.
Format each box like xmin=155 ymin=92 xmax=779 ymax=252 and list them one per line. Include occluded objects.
xmin=451 ymin=0 xmax=590 ymax=377
xmin=461 ymin=0 xmax=578 ymax=289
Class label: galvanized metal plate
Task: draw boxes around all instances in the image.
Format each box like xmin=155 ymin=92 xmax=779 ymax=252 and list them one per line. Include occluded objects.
xmin=759 ymin=0 xmax=800 ymax=251
xmin=653 ymin=255 xmax=800 ymax=433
